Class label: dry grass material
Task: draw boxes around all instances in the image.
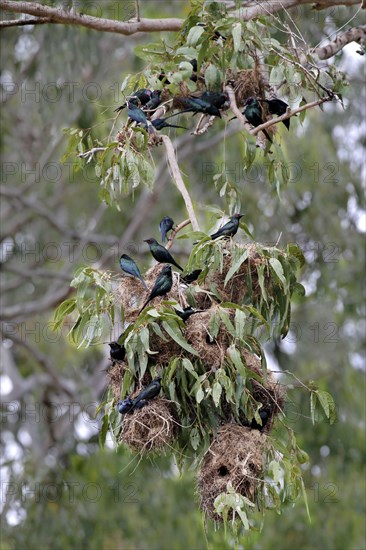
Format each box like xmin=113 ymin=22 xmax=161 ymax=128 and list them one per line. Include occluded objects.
xmin=242 ymin=350 xmax=286 ymax=433
xmin=115 ymin=264 xmax=184 ymax=323
xmin=196 ymin=242 xmax=269 ymax=307
xmin=120 ymin=398 xmax=178 ymax=453
xmin=197 ymin=424 xmax=266 ymax=520
xmin=107 ymin=362 xmax=153 ymax=399
xmin=226 ymin=68 xmax=267 ymax=108
xmin=185 ymin=307 xmax=233 ymax=370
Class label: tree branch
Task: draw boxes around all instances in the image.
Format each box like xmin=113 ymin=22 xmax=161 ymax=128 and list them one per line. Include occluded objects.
xmin=166 ymin=219 xmax=191 ymax=251
xmin=0 ymin=0 xmax=183 ymax=36
xmin=250 ymin=96 xmax=334 ymax=136
xmin=231 ymin=0 xmax=363 ymax=20
xmin=161 ymin=135 xmax=200 ymax=232
xmin=0 ymin=16 xmax=51 ymax=27
xmin=311 ymin=24 xmax=366 ymax=60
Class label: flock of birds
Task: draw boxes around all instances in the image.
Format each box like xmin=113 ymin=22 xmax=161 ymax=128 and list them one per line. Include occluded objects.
xmin=115 ymin=59 xmax=290 ymax=142
xmin=111 ymin=213 xmax=248 ymax=417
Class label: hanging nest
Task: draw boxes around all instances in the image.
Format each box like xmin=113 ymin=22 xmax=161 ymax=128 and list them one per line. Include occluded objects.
xmin=197 ymin=424 xmax=266 ymax=521
xmin=241 ymin=349 xmax=286 ymax=433
xmin=185 ymin=306 xmax=233 ymax=370
xmin=149 ymin=329 xmax=182 ymax=365
xmin=107 ymin=362 xmax=153 ymax=399
xmin=115 ymin=264 xmax=184 ymax=323
xmin=120 ymin=398 xmax=178 ymax=453
xmin=193 ymin=242 xmax=269 ymax=309
xmin=226 ymin=68 xmax=268 ymax=108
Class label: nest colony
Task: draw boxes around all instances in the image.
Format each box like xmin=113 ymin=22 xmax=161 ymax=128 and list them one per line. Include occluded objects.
xmin=107 ymin=241 xmax=286 ymax=519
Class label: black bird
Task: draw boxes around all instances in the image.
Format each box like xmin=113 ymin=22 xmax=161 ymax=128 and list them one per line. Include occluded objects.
xmin=114 ymin=89 xmax=152 ymax=112
xmin=174 ymin=306 xmax=204 ymax=322
xmin=117 ymin=397 xmax=134 ymax=415
xmin=211 ymin=213 xmax=244 ymax=240
xmin=193 ymin=91 xmax=229 ymax=109
xmin=144 ymin=238 xmax=183 ymax=271
xmin=127 ymin=102 xmax=148 ymax=128
xmin=243 ymin=97 xmax=272 ymax=142
xmin=175 ymin=97 xmax=222 ymax=118
xmin=181 ymin=269 xmax=202 ymax=284
xmin=189 ymin=58 xmax=198 ymax=72
xmin=151 ymin=118 xmax=187 ymax=131
xmin=143 ymin=90 xmax=162 ymax=112
xmin=108 ymin=341 xmax=126 ymax=362
xmin=130 ymin=376 xmax=162 ymax=410
xmin=250 ymin=410 xmax=269 ymax=431
xmin=197 ymin=23 xmax=227 ymax=42
xmin=139 ymin=265 xmax=173 ymax=313
xmin=158 ymin=70 xmax=171 ymax=85
xmin=259 ymin=98 xmax=290 ymax=130
xmin=159 ymin=216 xmax=175 ymax=243
xmin=120 ymin=254 xmax=147 ymax=289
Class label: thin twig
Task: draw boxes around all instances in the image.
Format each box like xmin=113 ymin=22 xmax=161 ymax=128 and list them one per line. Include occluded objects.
xmin=161 ymin=135 xmax=200 ymax=232
xmin=166 ymin=219 xmax=191 ymax=250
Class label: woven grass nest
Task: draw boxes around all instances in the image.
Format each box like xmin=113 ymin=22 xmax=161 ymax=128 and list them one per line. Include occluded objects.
xmin=107 ymin=362 xmax=153 ymax=399
xmin=193 ymin=242 xmax=269 ymax=309
xmin=120 ymin=398 xmax=178 ymax=453
xmin=197 ymin=424 xmax=266 ymax=521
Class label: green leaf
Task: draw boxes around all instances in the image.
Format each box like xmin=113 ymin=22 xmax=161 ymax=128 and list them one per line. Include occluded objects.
xmin=232 ymin=22 xmax=242 ymax=53
xmin=162 ymin=321 xmax=198 ymax=355
xmin=53 ymin=299 xmax=76 ymax=329
xmin=205 ymin=64 xmax=222 ymax=90
xmin=190 ymin=427 xmax=200 ymax=450
xmin=213 ymin=382 xmax=222 ymax=407
xmin=196 ymin=386 xmax=204 ymax=404
xmin=186 ymin=26 xmax=205 ymax=47
xmin=316 ymin=390 xmax=337 ymax=424
xmin=182 ymin=358 xmax=198 ymax=380
xmin=310 ymin=391 xmax=317 ymax=425
xmin=99 ymin=413 xmax=109 ymax=449
xmin=269 ymin=257 xmax=286 ymax=286
xmin=224 ymin=250 xmax=248 ymax=287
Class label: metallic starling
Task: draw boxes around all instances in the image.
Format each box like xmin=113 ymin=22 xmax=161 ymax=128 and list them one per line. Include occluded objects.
xmin=243 ymin=97 xmax=272 ymax=142
xmin=181 ymin=269 xmax=202 ymax=284
xmin=259 ymin=98 xmax=290 ymax=130
xmin=159 ymin=216 xmax=175 ymax=243
xmin=129 ymin=377 xmax=162 ymax=411
xmin=143 ymin=90 xmax=162 ymax=112
xmin=138 ymin=265 xmax=173 ymax=313
xmin=114 ymin=89 xmax=152 ymax=112
xmin=210 ymin=213 xmax=244 ymax=240
xmin=174 ymin=306 xmax=204 ymax=322
xmin=174 ymin=97 xmax=222 ymax=118
xmin=119 ymin=254 xmax=148 ymax=290
xmin=117 ymin=397 xmax=134 ymax=414
xmin=250 ymin=410 xmax=269 ymax=431
xmin=151 ymin=118 xmax=187 ymax=131
xmin=192 ymin=91 xmax=229 ymax=109
xmin=144 ymin=238 xmax=183 ymax=271
xmin=127 ymin=102 xmax=148 ymax=128
xmin=108 ymin=341 xmax=126 ymax=362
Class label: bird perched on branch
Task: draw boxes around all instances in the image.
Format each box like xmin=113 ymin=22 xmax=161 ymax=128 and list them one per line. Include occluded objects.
xmin=127 ymin=102 xmax=149 ymax=128
xmin=144 ymin=238 xmax=183 ymax=271
xmin=159 ymin=216 xmax=175 ymax=243
xmin=108 ymin=341 xmax=126 ymax=362
xmin=243 ymin=97 xmax=272 ymax=142
xmin=129 ymin=376 xmax=162 ymax=411
xmin=259 ymin=98 xmax=290 ymax=130
xmin=139 ymin=265 xmax=173 ymax=313
xmin=174 ymin=97 xmax=222 ymax=118
xmin=114 ymin=89 xmax=152 ymax=112
xmin=119 ymin=254 xmax=147 ymax=289
xmin=211 ymin=213 xmax=244 ymax=240
xmin=151 ymin=118 xmax=187 ymax=131
xmin=143 ymin=90 xmax=162 ymax=112
xmin=181 ymin=269 xmax=202 ymax=284
xmin=250 ymin=410 xmax=269 ymax=431
xmin=174 ymin=306 xmax=204 ymax=322
xmin=192 ymin=91 xmax=229 ymax=110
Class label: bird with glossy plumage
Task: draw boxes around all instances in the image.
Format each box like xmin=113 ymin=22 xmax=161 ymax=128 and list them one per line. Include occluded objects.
xmin=119 ymin=254 xmax=147 ymax=289
xmin=143 ymin=90 xmax=162 ymax=112
xmin=144 ymin=238 xmax=183 ymax=271
xmin=139 ymin=265 xmax=173 ymax=313
xmin=151 ymin=118 xmax=187 ymax=131
xmin=114 ymin=89 xmax=152 ymax=112
xmin=127 ymin=102 xmax=148 ymax=128
xmin=243 ymin=97 xmax=272 ymax=142
xmin=174 ymin=306 xmax=204 ymax=322
xmin=250 ymin=410 xmax=269 ymax=431
xmin=211 ymin=213 xmax=244 ymax=240
xmin=129 ymin=377 xmax=162 ymax=411
xmin=259 ymin=98 xmax=290 ymax=130
xmin=181 ymin=269 xmax=202 ymax=284
xmin=174 ymin=97 xmax=222 ymax=118
xmin=117 ymin=397 xmax=134 ymax=414
xmin=108 ymin=341 xmax=126 ymax=362
xmin=159 ymin=216 xmax=175 ymax=243
xmin=192 ymin=91 xmax=229 ymax=110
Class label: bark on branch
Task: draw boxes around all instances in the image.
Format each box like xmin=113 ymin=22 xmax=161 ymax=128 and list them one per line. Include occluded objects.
xmin=161 ymin=135 xmax=200 ymax=232
xmin=0 ymin=0 xmax=183 ymax=36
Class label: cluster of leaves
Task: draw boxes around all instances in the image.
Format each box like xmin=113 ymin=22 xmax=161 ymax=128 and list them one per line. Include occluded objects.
xmin=60 ymin=1 xmax=347 ymax=209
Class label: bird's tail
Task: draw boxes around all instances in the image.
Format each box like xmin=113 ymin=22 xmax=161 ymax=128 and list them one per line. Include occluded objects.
xmin=263 ymin=129 xmax=272 ymax=143
xmin=167 ymin=123 xmax=188 ymax=129
xmin=114 ymin=105 xmax=126 ymax=113
xmin=138 ymin=298 xmax=150 ymax=315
